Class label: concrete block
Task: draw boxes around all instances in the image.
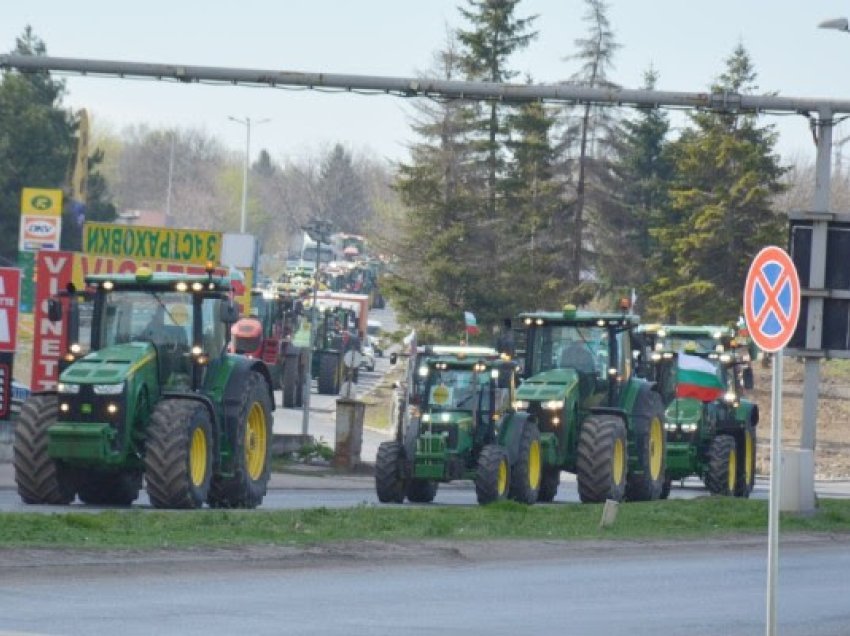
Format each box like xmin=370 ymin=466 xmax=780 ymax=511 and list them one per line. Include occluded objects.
xmin=780 ymin=448 xmax=816 ymax=513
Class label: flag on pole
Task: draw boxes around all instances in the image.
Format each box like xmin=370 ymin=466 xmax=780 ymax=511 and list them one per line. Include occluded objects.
xmin=675 ymin=353 xmax=724 ymax=402
xmin=464 ymin=311 xmax=480 ymax=336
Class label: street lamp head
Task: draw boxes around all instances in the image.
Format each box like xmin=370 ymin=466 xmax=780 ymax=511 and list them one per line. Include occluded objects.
xmin=819 ymin=17 xmax=849 ymax=32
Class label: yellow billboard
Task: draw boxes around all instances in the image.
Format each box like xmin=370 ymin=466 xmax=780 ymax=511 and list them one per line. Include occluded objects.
xmin=83 ymin=222 xmax=222 ymax=266
xmin=21 ymin=188 xmax=63 ymax=216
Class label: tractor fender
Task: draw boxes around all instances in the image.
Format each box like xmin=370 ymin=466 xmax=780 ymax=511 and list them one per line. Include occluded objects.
xmin=224 ymin=357 xmax=275 ymax=415
xmin=497 ymin=411 xmax=533 ymax=465
xmin=736 ymin=400 xmax=759 ymax=427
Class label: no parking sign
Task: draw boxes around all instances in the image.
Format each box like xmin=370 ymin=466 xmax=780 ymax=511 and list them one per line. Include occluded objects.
xmin=743 ymin=246 xmax=800 ymax=353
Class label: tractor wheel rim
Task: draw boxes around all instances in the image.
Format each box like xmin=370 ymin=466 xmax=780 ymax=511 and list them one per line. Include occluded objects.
xmin=745 ymin=431 xmax=753 ymax=486
xmin=728 ymin=447 xmax=737 ymax=493
xmin=245 ymin=403 xmax=268 ymax=481
xmin=649 ymin=417 xmax=663 ymax=480
xmin=528 ymin=439 xmax=541 ymax=490
xmin=613 ymin=437 xmax=625 ymax=486
xmin=189 ymin=427 xmax=207 ymax=487
xmin=497 ymin=457 xmax=508 ymax=495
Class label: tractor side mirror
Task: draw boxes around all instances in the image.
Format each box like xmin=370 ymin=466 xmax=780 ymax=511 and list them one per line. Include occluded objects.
xmin=47 ymin=298 xmax=62 ymax=322
xmin=389 ymin=352 xmax=398 ymax=365
xmin=742 ymin=367 xmax=754 ymax=390
xmin=219 ymin=300 xmax=240 ymax=324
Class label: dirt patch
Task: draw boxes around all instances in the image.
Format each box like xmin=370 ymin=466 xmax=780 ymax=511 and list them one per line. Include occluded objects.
xmin=752 ymin=358 xmax=850 ymax=479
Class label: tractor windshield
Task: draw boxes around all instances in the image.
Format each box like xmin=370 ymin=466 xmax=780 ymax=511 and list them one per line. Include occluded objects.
xmin=102 ymin=291 xmax=194 ymax=349
xmin=425 ymin=368 xmax=487 ymax=412
xmin=529 ymin=325 xmax=608 ymax=376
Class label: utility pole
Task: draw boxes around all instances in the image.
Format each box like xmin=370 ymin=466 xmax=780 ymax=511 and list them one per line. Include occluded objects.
xmin=228 ymin=116 xmax=269 ymax=234
xmin=300 ymin=218 xmax=333 ymax=437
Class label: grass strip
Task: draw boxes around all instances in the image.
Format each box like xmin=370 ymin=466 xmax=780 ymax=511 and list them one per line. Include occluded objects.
xmin=0 ymin=498 xmax=847 ymax=550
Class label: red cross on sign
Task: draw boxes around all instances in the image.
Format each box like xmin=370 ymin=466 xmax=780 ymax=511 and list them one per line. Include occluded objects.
xmin=743 ymin=246 xmax=800 ymax=353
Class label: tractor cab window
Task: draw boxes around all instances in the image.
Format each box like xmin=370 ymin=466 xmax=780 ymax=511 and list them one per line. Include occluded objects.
xmin=531 ymin=325 xmax=606 ymax=378
xmin=426 ymin=368 xmax=486 ymax=411
xmin=201 ymin=298 xmax=228 ymax=358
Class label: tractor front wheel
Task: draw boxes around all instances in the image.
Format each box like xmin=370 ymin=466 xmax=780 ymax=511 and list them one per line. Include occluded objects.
xmin=537 ymin=467 xmax=561 ymax=503
xmin=705 ymin=435 xmax=737 ymax=496
xmin=735 ymin=425 xmax=757 ymax=498
xmin=281 ymin=356 xmax=299 ymax=408
xmin=406 ymin=478 xmax=438 ymax=503
xmin=318 ymin=352 xmax=341 ymax=395
xmin=13 ymin=395 xmax=76 ymax=505
xmin=208 ymin=371 xmax=274 ymax=508
xmin=625 ymin=390 xmax=666 ymax=501
xmin=508 ymin=423 xmax=541 ymax=504
xmin=145 ymin=399 xmax=213 ymax=509
xmin=375 ymin=441 xmax=407 ymax=503
xmin=576 ymin=415 xmax=628 ymax=503
xmin=475 ymin=444 xmax=510 ymax=505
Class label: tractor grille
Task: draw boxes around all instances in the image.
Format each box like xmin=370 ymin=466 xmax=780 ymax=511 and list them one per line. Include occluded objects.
xmin=426 ymin=423 xmax=458 ymax=449
xmin=58 ymin=385 xmax=128 ymax=450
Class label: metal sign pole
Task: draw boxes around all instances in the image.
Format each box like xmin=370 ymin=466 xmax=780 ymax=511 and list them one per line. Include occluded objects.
xmin=766 ymin=350 xmax=783 ymax=636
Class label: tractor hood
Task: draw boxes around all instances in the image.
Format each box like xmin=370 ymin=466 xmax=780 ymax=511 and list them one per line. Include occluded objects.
xmin=516 ymin=368 xmax=579 ymax=402
xmin=60 ymin=342 xmax=156 ymax=385
xmin=664 ymin=397 xmax=703 ymax=426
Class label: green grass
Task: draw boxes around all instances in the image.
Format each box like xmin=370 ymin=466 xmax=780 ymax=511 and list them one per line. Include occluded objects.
xmin=0 ymin=498 xmax=848 ymax=550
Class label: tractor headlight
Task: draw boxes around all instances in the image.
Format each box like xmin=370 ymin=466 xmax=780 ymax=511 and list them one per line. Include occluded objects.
xmin=664 ymin=422 xmax=677 ymax=432
xmin=724 ymin=391 xmax=737 ymax=404
xmin=93 ymin=383 xmax=124 ymax=395
xmin=513 ymin=400 xmax=530 ymax=410
xmin=541 ymin=400 xmax=564 ymax=410
xmin=681 ymin=423 xmax=698 ymax=433
xmin=58 ymin=382 xmax=80 ymax=394
xmin=421 ymin=413 xmax=431 ymax=423
xmin=440 ymin=412 xmax=451 ymax=423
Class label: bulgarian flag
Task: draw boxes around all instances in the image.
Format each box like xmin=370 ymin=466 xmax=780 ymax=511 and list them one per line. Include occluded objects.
xmin=676 ymin=353 xmax=724 ymax=402
xmin=464 ymin=311 xmax=480 ymax=336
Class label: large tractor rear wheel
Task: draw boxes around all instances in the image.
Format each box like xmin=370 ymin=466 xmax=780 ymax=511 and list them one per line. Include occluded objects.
xmin=537 ymin=467 xmax=561 ymax=503
xmin=145 ymin=399 xmax=213 ymax=509
xmin=13 ymin=395 xmax=76 ymax=505
xmin=475 ymin=444 xmax=511 ymax=505
xmin=735 ymin=425 xmax=757 ymax=498
xmin=625 ymin=390 xmax=667 ymax=501
xmin=208 ymin=371 xmax=274 ymax=508
xmin=76 ymin=469 xmax=142 ymax=506
xmin=705 ymin=434 xmax=737 ymax=496
xmin=576 ymin=415 xmax=628 ymax=503
xmin=406 ymin=478 xmax=438 ymax=503
xmin=375 ymin=440 xmax=407 ymax=503
xmin=318 ymin=352 xmax=341 ymax=395
xmin=508 ymin=423 xmax=541 ymax=504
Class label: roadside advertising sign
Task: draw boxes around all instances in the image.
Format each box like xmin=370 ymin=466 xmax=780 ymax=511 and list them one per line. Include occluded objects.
xmin=0 ymin=267 xmax=21 ymax=353
xmin=83 ymin=222 xmax=222 ymax=266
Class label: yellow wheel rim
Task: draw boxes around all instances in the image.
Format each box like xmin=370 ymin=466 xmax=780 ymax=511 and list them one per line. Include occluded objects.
xmin=528 ymin=439 xmax=541 ymax=490
xmin=497 ymin=457 xmax=508 ymax=496
xmin=613 ymin=437 xmax=625 ymax=486
xmin=745 ymin=430 xmax=753 ymax=486
xmin=245 ymin=402 xmax=268 ymax=481
xmin=728 ymin=447 xmax=737 ymax=493
xmin=649 ymin=417 xmax=663 ymax=480
xmin=189 ymin=427 xmax=207 ymax=487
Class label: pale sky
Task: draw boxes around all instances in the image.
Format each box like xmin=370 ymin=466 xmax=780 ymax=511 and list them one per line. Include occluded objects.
xmin=5 ymin=1 xmax=850 ymax=167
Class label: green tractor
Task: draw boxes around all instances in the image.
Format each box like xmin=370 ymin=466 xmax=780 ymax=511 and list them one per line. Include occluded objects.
xmin=230 ymin=286 xmax=311 ymax=408
xmin=514 ymin=304 xmax=666 ymax=503
xmin=642 ymin=325 xmax=758 ymax=498
xmin=375 ymin=347 xmax=541 ymax=505
xmin=13 ymin=268 xmax=275 ymax=509
xmin=309 ymin=305 xmax=360 ymax=395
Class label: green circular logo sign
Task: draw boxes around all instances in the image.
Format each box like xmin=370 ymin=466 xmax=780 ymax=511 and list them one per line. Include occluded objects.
xmin=30 ymin=195 xmax=53 ymax=211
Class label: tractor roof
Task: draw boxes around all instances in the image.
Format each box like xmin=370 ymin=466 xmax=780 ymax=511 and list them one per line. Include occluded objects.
xmin=518 ymin=309 xmax=639 ymax=328
xmin=85 ymin=269 xmax=232 ymax=292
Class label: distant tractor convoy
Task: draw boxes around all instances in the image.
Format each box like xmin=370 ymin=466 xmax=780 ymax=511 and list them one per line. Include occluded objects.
xmin=13 ymin=244 xmax=760 ymax=509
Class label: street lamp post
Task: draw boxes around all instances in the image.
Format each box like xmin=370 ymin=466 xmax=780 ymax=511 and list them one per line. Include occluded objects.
xmin=228 ymin=116 xmax=269 ymax=234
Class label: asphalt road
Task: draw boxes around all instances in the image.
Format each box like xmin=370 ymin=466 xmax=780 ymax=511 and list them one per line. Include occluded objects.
xmin=1 ymin=536 xmax=848 ymax=635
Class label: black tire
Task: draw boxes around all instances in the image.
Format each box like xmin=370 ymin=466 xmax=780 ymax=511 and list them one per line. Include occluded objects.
xmin=576 ymin=415 xmax=628 ymax=503
xmin=705 ymin=434 xmax=737 ymax=496
xmin=76 ymin=469 xmax=142 ymax=506
xmin=13 ymin=395 xmax=76 ymax=505
xmin=735 ymin=424 xmax=757 ymax=498
xmin=660 ymin=475 xmax=672 ymax=500
xmin=508 ymin=422 xmax=541 ymax=504
xmin=208 ymin=371 xmax=274 ymax=508
xmin=537 ymin=467 xmax=561 ymax=503
xmin=475 ymin=444 xmax=511 ymax=505
xmin=318 ymin=352 xmax=341 ymax=395
xmin=281 ymin=356 xmax=299 ymax=408
xmin=406 ymin=478 xmax=438 ymax=503
xmin=144 ymin=399 xmax=213 ymax=509
xmin=625 ymin=390 xmax=667 ymax=501
xmin=375 ymin=441 xmax=407 ymax=503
